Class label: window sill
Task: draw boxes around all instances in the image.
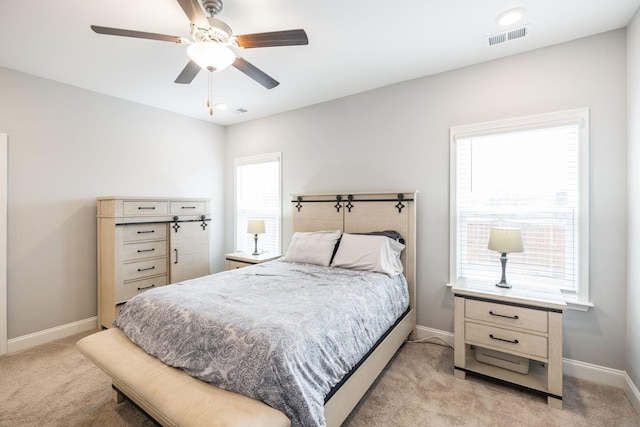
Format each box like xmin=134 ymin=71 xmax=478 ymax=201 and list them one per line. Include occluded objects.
xmin=560 ymin=292 xmax=594 ymax=312
xmin=446 ymin=282 xmax=594 ymax=312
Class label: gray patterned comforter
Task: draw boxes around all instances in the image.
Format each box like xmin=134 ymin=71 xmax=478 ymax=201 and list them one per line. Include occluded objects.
xmin=114 ymin=259 xmax=409 ymax=427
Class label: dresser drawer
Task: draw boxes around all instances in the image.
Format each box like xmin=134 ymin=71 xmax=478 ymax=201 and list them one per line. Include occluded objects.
xmin=123 ymin=258 xmax=167 ymax=282
xmin=123 ymin=240 xmax=167 ymax=262
xmin=123 ymin=200 xmax=169 ymax=216
xmin=122 ymin=223 xmax=167 ymax=242
xmin=466 ymin=299 xmax=548 ymax=333
xmin=466 ymin=322 xmax=548 ymax=359
xmin=170 ymin=201 xmax=207 ymax=215
xmin=119 ymin=275 xmax=168 ymax=303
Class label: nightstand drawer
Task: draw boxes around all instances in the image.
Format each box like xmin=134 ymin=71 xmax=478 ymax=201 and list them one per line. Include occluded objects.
xmin=466 ymin=299 xmax=548 ymax=333
xmin=466 ymin=322 xmax=548 ymax=359
xmin=227 ymin=260 xmax=251 ymax=270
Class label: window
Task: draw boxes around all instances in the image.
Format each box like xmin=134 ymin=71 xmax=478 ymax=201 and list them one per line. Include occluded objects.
xmin=449 ymin=108 xmax=590 ymax=307
xmin=234 ymin=153 xmax=281 ymax=254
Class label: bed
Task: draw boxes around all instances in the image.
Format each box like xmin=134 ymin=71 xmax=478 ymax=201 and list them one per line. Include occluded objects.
xmin=78 ymin=191 xmax=417 ymax=427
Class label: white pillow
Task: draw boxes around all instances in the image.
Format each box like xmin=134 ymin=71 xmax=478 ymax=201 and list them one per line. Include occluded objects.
xmin=281 ymin=230 xmax=342 ymax=266
xmin=331 ymin=233 xmax=405 ymax=276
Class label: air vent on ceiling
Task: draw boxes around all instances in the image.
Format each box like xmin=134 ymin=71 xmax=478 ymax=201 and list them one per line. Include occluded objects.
xmin=487 ymin=25 xmax=529 ymax=46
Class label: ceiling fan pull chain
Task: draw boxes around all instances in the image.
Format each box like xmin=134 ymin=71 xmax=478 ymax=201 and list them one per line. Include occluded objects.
xmin=207 ymin=69 xmax=213 ymax=116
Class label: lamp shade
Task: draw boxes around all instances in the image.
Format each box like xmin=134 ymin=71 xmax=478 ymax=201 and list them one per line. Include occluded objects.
xmin=488 ymin=227 xmax=523 ymax=254
xmin=187 ymin=42 xmax=235 ymax=71
xmin=247 ymin=219 xmax=266 ymax=235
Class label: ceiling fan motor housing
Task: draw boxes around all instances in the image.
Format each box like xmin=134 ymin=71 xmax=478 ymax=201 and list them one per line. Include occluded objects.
xmin=202 ymin=0 xmax=223 ymax=16
xmin=191 ymin=18 xmax=232 ymax=43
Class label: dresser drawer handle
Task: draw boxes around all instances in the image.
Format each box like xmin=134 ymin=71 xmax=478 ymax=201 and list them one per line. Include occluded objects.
xmin=489 ymin=311 xmax=519 ymax=320
xmin=137 ymin=230 xmax=155 ymax=234
xmin=137 ymin=248 xmax=155 ymax=253
xmin=489 ymin=334 xmax=519 ymax=344
xmin=181 ymin=206 xmax=196 ymax=209
xmin=137 ymin=266 xmax=156 ymax=272
xmin=137 ymin=284 xmax=156 ymax=291
xmin=138 ymin=206 xmax=156 ymax=210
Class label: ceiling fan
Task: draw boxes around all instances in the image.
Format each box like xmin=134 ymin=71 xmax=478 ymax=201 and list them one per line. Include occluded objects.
xmin=91 ymin=0 xmax=308 ymax=113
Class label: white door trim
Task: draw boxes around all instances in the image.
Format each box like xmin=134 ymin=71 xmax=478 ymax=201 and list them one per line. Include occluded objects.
xmin=0 ymin=133 xmax=7 ymax=355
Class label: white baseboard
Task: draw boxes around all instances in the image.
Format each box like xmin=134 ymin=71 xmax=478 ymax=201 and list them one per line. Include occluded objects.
xmin=413 ymin=325 xmax=455 ymax=347
xmin=625 ymin=372 xmax=640 ymax=417
xmin=562 ymin=357 xmax=627 ymax=387
xmin=7 ymin=317 xmax=98 ymax=353
xmin=413 ymin=324 xmax=640 ymax=416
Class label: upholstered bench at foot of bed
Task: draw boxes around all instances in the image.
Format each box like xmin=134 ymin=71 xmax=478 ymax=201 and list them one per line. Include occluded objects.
xmin=77 ymin=328 xmax=291 ymax=427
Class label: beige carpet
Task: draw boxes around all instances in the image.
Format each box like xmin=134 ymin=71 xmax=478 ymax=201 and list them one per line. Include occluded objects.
xmin=1 ymin=330 xmax=639 ymax=427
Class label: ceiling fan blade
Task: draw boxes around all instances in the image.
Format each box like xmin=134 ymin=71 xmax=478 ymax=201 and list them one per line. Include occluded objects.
xmin=91 ymin=25 xmax=186 ymax=43
xmin=176 ymin=0 xmax=209 ymax=28
xmin=175 ymin=60 xmax=201 ymax=84
xmin=232 ymin=57 xmax=279 ymax=89
xmin=235 ymin=29 xmax=308 ymax=49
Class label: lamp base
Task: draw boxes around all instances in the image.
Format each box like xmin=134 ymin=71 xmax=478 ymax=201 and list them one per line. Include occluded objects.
xmin=495 ymin=252 xmax=512 ymax=288
xmin=495 ymin=281 xmax=512 ymax=289
xmin=252 ymin=234 xmax=259 ymax=256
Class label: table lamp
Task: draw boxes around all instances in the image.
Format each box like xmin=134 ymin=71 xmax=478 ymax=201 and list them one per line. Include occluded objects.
xmin=488 ymin=227 xmax=523 ymax=288
xmin=247 ymin=220 xmax=266 ymax=255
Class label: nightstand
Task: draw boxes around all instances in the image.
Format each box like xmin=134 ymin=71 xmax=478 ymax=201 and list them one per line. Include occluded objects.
xmin=225 ymin=251 xmax=281 ymax=270
xmin=451 ymin=281 xmax=566 ymax=408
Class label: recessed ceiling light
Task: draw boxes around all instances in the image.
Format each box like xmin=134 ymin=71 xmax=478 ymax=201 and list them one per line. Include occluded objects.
xmin=496 ymin=8 xmax=525 ymax=26
xmin=214 ymin=103 xmax=228 ymax=110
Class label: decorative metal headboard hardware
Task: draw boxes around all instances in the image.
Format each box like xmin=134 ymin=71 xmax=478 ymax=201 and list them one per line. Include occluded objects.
xmin=200 ymin=215 xmax=208 ymax=230
xmin=172 ymin=216 xmax=181 ymax=233
xmin=395 ymin=193 xmax=405 ymax=213
xmin=345 ymin=195 xmax=354 ymax=212
xmin=291 ymin=193 xmax=414 ymax=213
xmin=334 ymin=195 xmax=342 ymax=212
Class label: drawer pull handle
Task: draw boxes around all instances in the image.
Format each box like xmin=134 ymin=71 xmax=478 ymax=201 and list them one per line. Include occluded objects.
xmin=137 ymin=266 xmax=156 ymax=272
xmin=137 ymin=284 xmax=155 ymax=291
xmin=138 ymin=206 xmax=156 ymax=210
xmin=489 ymin=311 xmax=519 ymax=320
xmin=181 ymin=206 xmax=196 ymax=209
xmin=489 ymin=334 xmax=519 ymax=344
xmin=137 ymin=230 xmax=155 ymax=234
xmin=137 ymin=248 xmax=155 ymax=253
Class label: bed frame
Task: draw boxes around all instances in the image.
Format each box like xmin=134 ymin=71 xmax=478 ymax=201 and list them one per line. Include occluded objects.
xmin=77 ymin=191 xmax=417 ymax=427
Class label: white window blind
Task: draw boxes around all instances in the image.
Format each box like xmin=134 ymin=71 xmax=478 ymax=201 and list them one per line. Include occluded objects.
xmin=450 ymin=109 xmax=589 ymax=304
xmin=234 ymin=153 xmax=281 ymax=254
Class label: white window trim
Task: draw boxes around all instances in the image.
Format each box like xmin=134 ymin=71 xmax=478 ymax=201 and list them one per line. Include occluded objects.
xmin=449 ymin=108 xmax=592 ymax=310
xmin=233 ymin=152 xmax=282 ymax=252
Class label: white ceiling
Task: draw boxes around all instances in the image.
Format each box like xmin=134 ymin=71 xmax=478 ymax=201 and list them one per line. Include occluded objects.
xmin=1 ymin=0 xmax=639 ymax=126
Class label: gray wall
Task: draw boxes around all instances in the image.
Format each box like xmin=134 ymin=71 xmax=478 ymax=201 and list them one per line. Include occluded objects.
xmin=225 ymin=30 xmax=630 ymax=370
xmin=0 ymin=67 xmax=226 ymax=338
xmin=627 ymin=9 xmax=640 ymax=387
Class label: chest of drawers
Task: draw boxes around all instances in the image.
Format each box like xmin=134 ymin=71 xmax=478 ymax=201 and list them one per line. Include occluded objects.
xmin=97 ymin=197 xmax=211 ymax=328
xmin=452 ymin=282 xmax=566 ymax=408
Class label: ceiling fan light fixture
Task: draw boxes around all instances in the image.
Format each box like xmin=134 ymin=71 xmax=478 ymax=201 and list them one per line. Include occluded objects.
xmin=187 ymin=42 xmax=235 ymax=71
